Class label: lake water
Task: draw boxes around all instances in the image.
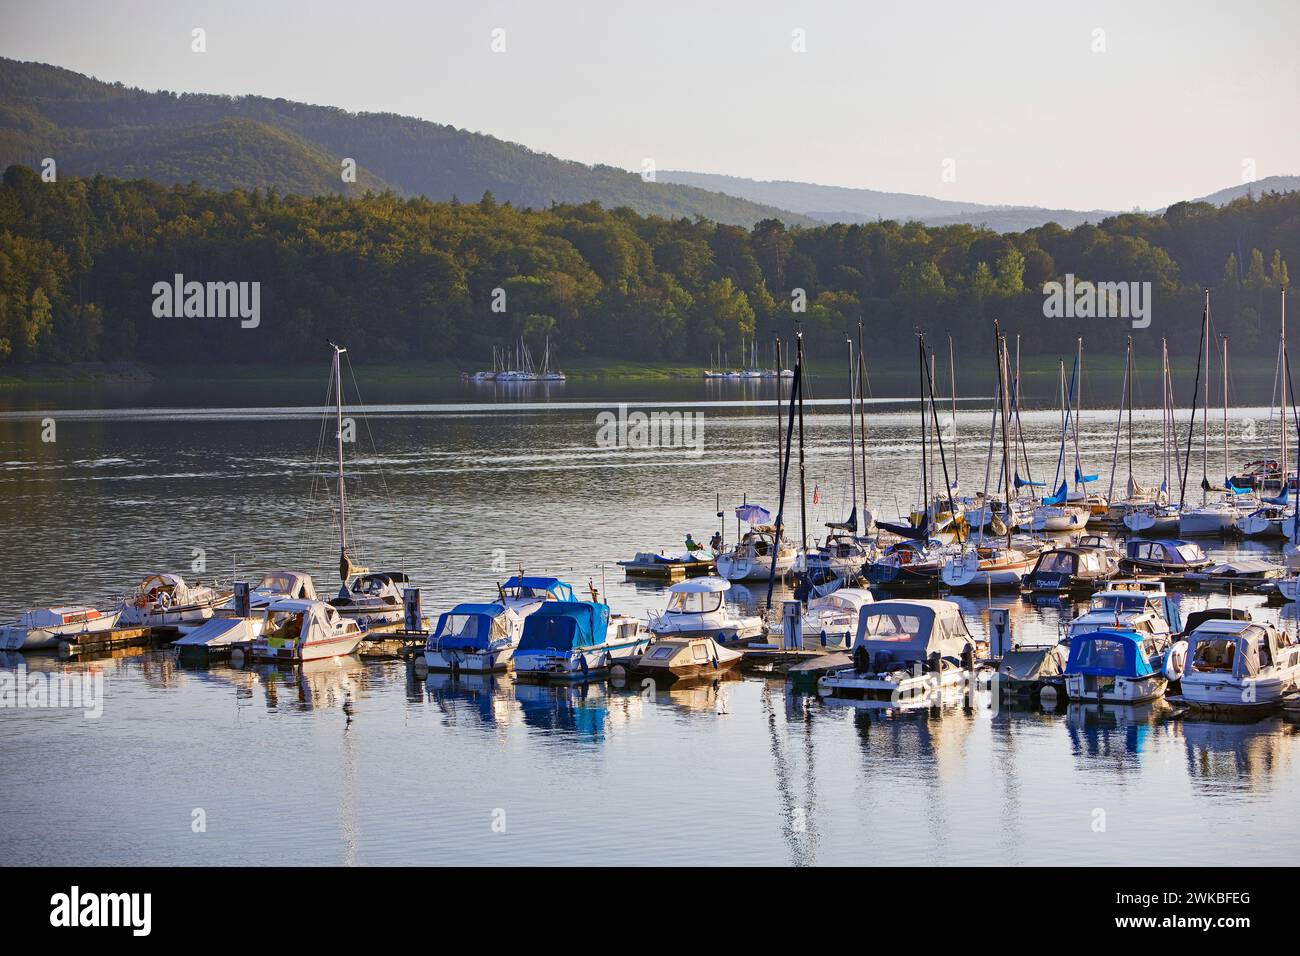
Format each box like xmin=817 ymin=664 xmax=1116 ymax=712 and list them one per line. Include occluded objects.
xmin=2 ymin=372 xmax=1299 ymax=866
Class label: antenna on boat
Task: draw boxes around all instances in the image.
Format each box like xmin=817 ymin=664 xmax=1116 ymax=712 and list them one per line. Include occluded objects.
xmin=327 ymin=340 xmax=352 ymax=583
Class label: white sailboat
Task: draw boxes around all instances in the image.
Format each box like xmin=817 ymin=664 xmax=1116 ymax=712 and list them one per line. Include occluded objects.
xmin=323 ymin=342 xmax=411 ymax=629
xmin=1182 ymin=311 xmax=1249 ymax=534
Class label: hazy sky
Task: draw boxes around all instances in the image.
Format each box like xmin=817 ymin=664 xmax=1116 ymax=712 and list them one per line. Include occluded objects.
xmin=3 ymin=0 xmax=1296 ymax=210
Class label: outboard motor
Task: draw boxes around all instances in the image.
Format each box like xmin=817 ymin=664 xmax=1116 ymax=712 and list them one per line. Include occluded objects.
xmin=853 ymin=644 xmax=870 ymax=674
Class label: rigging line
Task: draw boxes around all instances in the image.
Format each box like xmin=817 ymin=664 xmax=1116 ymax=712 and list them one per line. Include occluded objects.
xmin=1179 ymin=299 xmax=1208 ymax=508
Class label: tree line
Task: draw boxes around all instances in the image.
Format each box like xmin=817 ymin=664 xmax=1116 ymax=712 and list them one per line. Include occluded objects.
xmin=0 ymin=162 xmax=1295 ymax=368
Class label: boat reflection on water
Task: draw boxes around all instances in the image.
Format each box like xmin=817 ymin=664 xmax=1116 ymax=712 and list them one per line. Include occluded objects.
xmin=241 ymin=654 xmax=368 ymax=714
xmin=422 ymin=669 xmax=517 ymax=731
xmin=1176 ymin=717 xmax=1294 ymax=792
xmin=632 ymin=669 xmax=743 ymax=714
xmin=1065 ymin=700 xmax=1173 ymax=764
xmin=512 ymin=678 xmax=645 ymax=742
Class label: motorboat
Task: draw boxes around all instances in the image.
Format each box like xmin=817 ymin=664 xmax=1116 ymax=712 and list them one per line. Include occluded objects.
xmin=331 ymin=571 xmax=409 ymax=629
xmin=1026 ymin=503 xmax=1090 ymax=533
xmin=646 ymin=577 xmax=764 ymax=645
xmin=634 ymin=635 xmax=742 ymax=681
xmin=424 ymin=576 xmax=576 ymax=671
xmin=1063 ymin=628 xmax=1170 ymax=704
xmin=248 ymin=599 xmax=365 ymax=662
xmin=715 ymin=524 xmax=797 ymax=582
xmin=219 ymin=570 xmax=317 ymax=611
xmin=617 ymin=550 xmax=715 ymax=580
xmin=1023 ymin=546 xmax=1118 ymax=594
xmin=1173 ymin=617 xmax=1300 ymax=712
xmin=1229 ymin=459 xmax=1284 ymax=492
xmin=117 ymin=572 xmax=230 ymax=630
xmin=817 ymin=599 xmax=981 ymax=705
xmin=1064 ymin=580 xmax=1178 ymax=643
xmin=1181 ymin=559 xmax=1285 ymax=590
xmin=1117 ymin=539 xmax=1211 ymax=576
xmin=939 ymin=544 xmax=1032 ymax=590
xmin=512 ymin=601 xmax=651 ymax=681
xmin=797 ymin=586 xmax=874 ymax=648
xmin=0 ymin=606 xmax=122 ymax=651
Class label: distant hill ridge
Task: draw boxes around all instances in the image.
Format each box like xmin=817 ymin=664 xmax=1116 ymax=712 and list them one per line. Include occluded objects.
xmin=0 ymin=57 xmax=817 ymax=227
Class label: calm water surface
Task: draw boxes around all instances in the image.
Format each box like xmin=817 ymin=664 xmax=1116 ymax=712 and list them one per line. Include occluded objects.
xmin=2 ymin=376 xmax=1299 ymax=865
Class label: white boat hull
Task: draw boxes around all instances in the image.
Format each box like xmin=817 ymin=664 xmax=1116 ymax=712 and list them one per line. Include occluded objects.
xmin=251 ymin=632 xmax=364 ymax=663
xmin=0 ymin=611 xmax=122 ymax=651
xmin=940 ymin=553 xmax=1030 ymax=589
xmin=1029 ymin=509 xmax=1089 ymax=533
xmin=424 ymin=642 xmax=517 ymax=673
xmin=1123 ymin=511 xmax=1180 ymax=535
xmin=1179 ymin=509 xmax=1236 ymax=535
xmin=715 ymin=551 xmax=795 ymax=581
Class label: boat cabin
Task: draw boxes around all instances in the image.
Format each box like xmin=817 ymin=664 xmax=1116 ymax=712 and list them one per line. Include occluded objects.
xmin=1025 ymin=547 xmax=1117 ymax=591
xmin=1120 ymin=539 xmax=1210 ymax=573
xmin=849 ymin=599 xmax=976 ymax=672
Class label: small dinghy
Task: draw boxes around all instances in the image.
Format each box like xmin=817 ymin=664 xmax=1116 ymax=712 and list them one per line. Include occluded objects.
xmin=634 ymin=635 xmax=742 ymax=681
xmin=618 ymin=550 xmax=715 ymax=580
xmin=0 ymin=606 xmax=122 ymax=651
xmin=818 ymin=599 xmax=981 ymax=706
xmin=117 ymin=572 xmax=230 ymax=630
xmin=1172 ymin=617 xmax=1300 ymax=713
xmin=172 ymin=616 xmax=259 ymax=660
xmin=249 ymin=599 xmax=364 ymax=663
xmin=1117 ymin=539 xmax=1211 ymax=576
xmin=997 ymin=644 xmax=1069 ymax=699
xmin=647 ymin=577 xmax=764 ymax=645
xmin=512 ymin=600 xmax=651 ymax=681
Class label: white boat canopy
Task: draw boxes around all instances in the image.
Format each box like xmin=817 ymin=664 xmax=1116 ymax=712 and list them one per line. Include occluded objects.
xmin=667 ymin=576 xmax=731 ymax=595
xmin=853 ymin=599 xmax=974 ymax=661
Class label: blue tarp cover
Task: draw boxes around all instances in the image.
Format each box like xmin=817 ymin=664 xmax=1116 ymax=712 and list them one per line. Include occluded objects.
xmin=1065 ymin=629 xmax=1159 ymax=678
xmin=433 ymin=602 xmax=504 ymax=651
xmin=502 ymin=576 xmax=576 ymax=600
xmin=516 ymin=601 xmax=610 ymax=652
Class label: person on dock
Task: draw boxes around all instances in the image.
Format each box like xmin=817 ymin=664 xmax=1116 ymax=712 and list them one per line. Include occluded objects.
xmin=709 ymin=530 xmax=723 ymax=555
xmin=685 ymin=533 xmax=702 ymax=554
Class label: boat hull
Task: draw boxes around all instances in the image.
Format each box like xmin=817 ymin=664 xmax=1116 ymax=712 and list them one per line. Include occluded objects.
xmin=1064 ymin=673 xmax=1166 ymax=704
xmin=424 ymin=643 xmax=516 ymax=673
xmin=513 ymin=637 xmax=651 ymax=681
xmin=1178 ymin=510 xmax=1236 ymax=536
xmin=0 ymin=611 xmax=122 ymax=651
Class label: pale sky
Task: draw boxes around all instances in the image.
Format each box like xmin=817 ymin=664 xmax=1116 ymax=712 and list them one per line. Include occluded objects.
xmin=2 ymin=0 xmax=1296 ymax=210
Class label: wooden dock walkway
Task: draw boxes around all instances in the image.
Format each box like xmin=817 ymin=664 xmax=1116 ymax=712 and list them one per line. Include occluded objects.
xmin=58 ymin=625 xmax=179 ymax=658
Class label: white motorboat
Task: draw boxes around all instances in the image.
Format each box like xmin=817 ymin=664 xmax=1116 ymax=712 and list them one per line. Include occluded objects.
xmin=1064 ymin=580 xmax=1175 ymax=643
xmin=218 ymin=570 xmax=317 ymax=612
xmin=798 ymin=586 xmax=873 ymax=649
xmin=1063 ymin=628 xmax=1170 ymax=705
xmin=331 ymin=570 xmax=409 ymax=629
xmin=424 ymin=575 xmax=576 ymax=672
xmin=117 ymin=572 xmax=230 ymax=630
xmin=249 ymin=599 xmax=364 ymax=663
xmin=1236 ymin=503 xmax=1288 ymax=538
xmin=1173 ymin=618 xmax=1300 ymax=711
xmin=512 ymin=600 xmax=651 ymax=681
xmin=0 ymin=606 xmax=122 ymax=651
xmin=647 ymin=577 xmax=764 ymax=645
xmin=818 ymin=599 xmax=981 ymax=706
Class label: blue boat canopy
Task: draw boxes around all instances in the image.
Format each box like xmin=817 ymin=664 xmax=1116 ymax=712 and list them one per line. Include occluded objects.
xmin=516 ymin=601 xmax=610 ymax=652
xmin=502 ymin=576 xmax=576 ymax=601
xmin=433 ymin=602 xmax=508 ymax=651
xmin=1065 ymin=629 xmax=1160 ymax=678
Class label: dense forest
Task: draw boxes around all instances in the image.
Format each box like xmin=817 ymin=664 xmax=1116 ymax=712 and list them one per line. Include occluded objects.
xmin=0 ymin=57 xmax=813 ymax=229
xmin=0 ymin=162 xmax=1295 ymax=369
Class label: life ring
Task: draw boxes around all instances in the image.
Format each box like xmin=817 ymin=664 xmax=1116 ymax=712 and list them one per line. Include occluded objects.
xmin=1164 ymin=640 xmax=1188 ymax=681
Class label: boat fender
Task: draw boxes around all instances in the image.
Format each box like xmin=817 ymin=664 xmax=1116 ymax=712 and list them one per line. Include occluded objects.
xmin=928 ymin=651 xmax=942 ymax=673
xmin=820 ymin=630 xmax=828 ymax=647
xmin=1164 ymin=640 xmax=1188 ymax=681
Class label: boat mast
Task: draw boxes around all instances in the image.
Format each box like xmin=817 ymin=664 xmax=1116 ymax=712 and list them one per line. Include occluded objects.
xmin=857 ymin=322 xmax=869 ymax=527
xmin=796 ymin=331 xmax=808 ymax=551
xmin=1223 ymin=333 xmax=1230 ymax=488
xmin=948 ymin=336 xmax=958 ymax=488
xmin=1126 ymin=336 xmax=1134 ymax=488
xmin=775 ymin=338 xmax=783 ymax=488
xmin=846 ymin=337 xmax=857 ymax=523
xmin=330 ymin=341 xmax=349 ymax=578
xmin=1203 ymin=291 xmax=1211 ymax=504
xmin=1073 ymin=337 xmax=1084 ymax=492
xmin=918 ymin=333 xmax=928 ymax=527
xmin=1283 ymin=290 xmax=1289 ymax=485
xmin=995 ymin=322 xmax=1014 ymax=550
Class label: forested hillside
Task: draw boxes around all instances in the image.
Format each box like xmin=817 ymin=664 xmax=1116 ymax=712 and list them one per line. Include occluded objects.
xmin=0 ymin=57 xmax=814 ymax=228
xmin=0 ymin=163 xmax=1294 ymax=369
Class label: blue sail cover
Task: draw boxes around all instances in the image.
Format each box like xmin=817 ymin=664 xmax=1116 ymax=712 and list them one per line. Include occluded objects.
xmin=501 ymin=576 xmax=577 ymax=601
xmin=876 ymin=518 xmax=929 ymax=541
xmin=1226 ymin=481 xmax=1251 ymax=495
xmin=516 ymin=601 xmax=610 ymax=652
xmin=1014 ymin=472 xmax=1045 ymax=489
xmin=1075 ymin=467 xmax=1099 ymax=484
xmin=1041 ymin=481 xmax=1068 ymax=506
xmin=1264 ymin=485 xmax=1290 ymax=506
xmin=735 ymin=504 xmax=772 ymax=525
xmin=434 ymin=603 xmax=505 ymax=651
xmin=1065 ymin=629 xmax=1159 ymax=678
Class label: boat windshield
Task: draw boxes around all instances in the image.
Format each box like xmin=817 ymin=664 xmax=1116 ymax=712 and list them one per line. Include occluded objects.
xmin=860 ymin=612 xmax=925 ymax=642
xmin=1176 ymin=545 xmax=1203 ymax=562
xmin=1071 ymin=638 xmax=1128 ymax=670
xmin=1191 ymin=638 xmax=1237 ymax=674
xmin=439 ymin=613 xmax=494 ymax=640
xmin=1037 ymin=552 xmax=1076 ymax=574
xmin=263 ymin=611 xmax=305 ymax=640
xmin=1090 ymin=594 xmax=1151 ymax=614
xmin=667 ymin=591 xmax=724 ymax=614
xmin=257 ymin=573 xmax=296 ymax=593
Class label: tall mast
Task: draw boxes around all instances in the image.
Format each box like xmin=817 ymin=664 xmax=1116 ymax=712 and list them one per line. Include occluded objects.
xmin=1126 ymin=336 xmax=1134 ymax=486
xmin=1073 ymin=337 xmax=1084 ymax=492
xmin=1203 ymin=290 xmax=1211 ymax=504
xmin=1223 ymin=334 xmax=1230 ymax=488
xmin=775 ymin=338 xmax=783 ymax=488
xmin=846 ymin=337 xmax=857 ymax=520
xmin=331 ymin=342 xmax=349 ymax=570
xmin=918 ymin=333 xmax=929 ymax=525
xmin=948 ymin=336 xmax=958 ymax=488
xmin=796 ymin=331 xmax=808 ymax=551
xmin=1283 ymin=290 xmax=1289 ymax=484
xmin=996 ymin=325 xmax=1014 ymax=549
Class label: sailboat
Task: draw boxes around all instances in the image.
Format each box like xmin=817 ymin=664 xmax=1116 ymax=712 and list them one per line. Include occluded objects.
xmin=1180 ymin=297 xmax=1248 ymax=535
xmin=1238 ymin=298 xmax=1292 ymax=537
xmin=1124 ymin=339 xmax=1182 ymax=535
xmin=1026 ymin=358 xmax=1089 ymax=533
xmin=323 ymin=342 xmax=411 ymax=629
xmin=942 ymin=325 xmax=1033 ymax=589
